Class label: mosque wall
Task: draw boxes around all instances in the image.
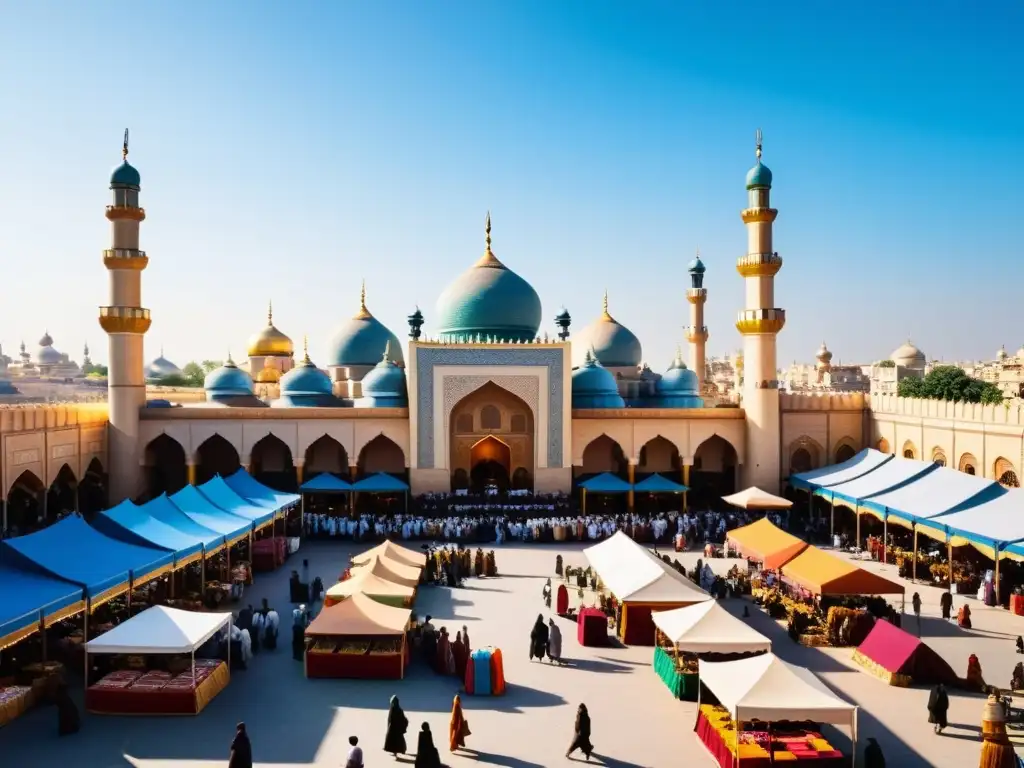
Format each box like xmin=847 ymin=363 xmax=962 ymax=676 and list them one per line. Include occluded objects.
xmin=0 ymin=404 xmax=108 ymax=500
xmin=779 ymin=393 xmax=867 ymax=479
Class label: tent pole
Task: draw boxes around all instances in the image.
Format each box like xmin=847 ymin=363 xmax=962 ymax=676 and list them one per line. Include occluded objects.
xmin=947 ymin=538 xmax=953 ymax=597
xmin=882 ymin=514 xmax=887 ymax=564
xmin=301 ymin=494 xmax=306 ymax=538
xmin=192 ymin=650 xmax=196 ymax=688
xmin=201 ymin=553 xmax=206 ymax=594
xmin=912 ymin=527 xmax=918 ymax=582
xmin=582 ymin=488 xmax=587 ymax=516
xmin=855 ymin=506 xmax=861 ymax=552
xmin=83 ymin=606 xmax=90 ymax=685
xmin=852 ymin=708 xmax=858 ymax=768
xmin=995 ymin=551 xmax=1001 ymax=606
xmin=829 ymin=498 xmax=834 ymax=541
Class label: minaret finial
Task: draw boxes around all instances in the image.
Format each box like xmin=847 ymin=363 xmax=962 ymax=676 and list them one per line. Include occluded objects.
xmin=267 ymin=299 xmax=273 ymax=325
xmin=160 ymin=344 xmax=164 ymax=357
xmin=383 ymin=339 xmax=391 ymax=362
xmin=123 ymin=128 xmax=129 ymax=161
xmin=302 ymin=334 xmax=310 ymax=363
xmin=485 ymin=211 xmax=492 ymax=253
xmin=354 ymin=280 xmax=371 ymax=319
xmin=755 ymin=128 xmax=763 ymax=162
xmin=601 ymin=290 xmax=611 ymax=320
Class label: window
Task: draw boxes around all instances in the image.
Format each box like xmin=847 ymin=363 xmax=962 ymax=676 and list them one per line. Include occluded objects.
xmin=480 ymin=405 xmax=501 ymax=430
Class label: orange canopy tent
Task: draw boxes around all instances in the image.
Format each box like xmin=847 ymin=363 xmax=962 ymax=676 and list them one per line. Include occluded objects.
xmin=780 ymin=546 xmax=904 ymax=596
xmin=350 ymin=554 xmax=420 ymax=587
xmin=306 ymin=592 xmax=410 ymax=636
xmin=351 ymin=540 xmax=426 ymax=569
xmin=726 ymin=518 xmax=808 ymax=570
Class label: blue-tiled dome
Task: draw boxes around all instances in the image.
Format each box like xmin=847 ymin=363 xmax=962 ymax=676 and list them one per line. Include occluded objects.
xmin=280 ymin=357 xmax=332 ymax=397
xmin=654 ymin=353 xmax=703 ymax=408
xmin=572 ymin=294 xmax=642 ymax=368
xmin=327 ymin=285 xmax=403 ymax=367
xmin=688 ymin=256 xmax=706 ymax=274
xmin=357 ymin=343 xmax=409 ymax=408
xmin=572 ymin=350 xmax=625 ymax=409
xmin=746 ymin=161 xmax=772 ymax=190
xmin=111 ymin=160 xmax=141 ymax=189
xmin=204 ymin=358 xmax=253 ymax=396
xmin=435 ymin=216 xmax=542 ymax=343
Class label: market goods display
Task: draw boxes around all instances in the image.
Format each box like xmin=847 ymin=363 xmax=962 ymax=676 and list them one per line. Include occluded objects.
xmin=0 ymin=685 xmax=34 ymax=727
xmin=696 ymin=704 xmax=844 ymax=766
xmin=86 ymin=659 xmax=229 ymax=716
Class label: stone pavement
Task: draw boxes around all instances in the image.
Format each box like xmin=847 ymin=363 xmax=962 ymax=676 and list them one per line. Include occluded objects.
xmin=0 ymin=540 xmax=1019 ymax=767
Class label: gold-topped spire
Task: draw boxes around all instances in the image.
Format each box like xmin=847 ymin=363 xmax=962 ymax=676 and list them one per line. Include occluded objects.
xmin=474 ymin=211 xmax=504 ymax=267
xmin=302 ymin=334 xmax=311 ymax=364
xmin=755 ymin=128 xmax=763 ymax=161
xmin=123 ymin=128 xmax=129 ymax=161
xmin=485 ymin=211 xmax=491 ymax=251
xmin=600 ymin=290 xmax=614 ymax=321
xmin=267 ymin=299 xmax=273 ymax=325
xmin=354 ymin=279 xmax=372 ymax=319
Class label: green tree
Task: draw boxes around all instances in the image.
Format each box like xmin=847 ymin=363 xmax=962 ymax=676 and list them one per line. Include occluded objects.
xmin=201 ymin=360 xmax=221 ymax=373
xmin=877 ymin=359 xmax=895 ymax=368
xmin=155 ymin=372 xmax=192 ymax=387
xmin=897 ymin=365 xmax=1003 ymax=404
xmin=181 ymin=362 xmax=207 ymax=387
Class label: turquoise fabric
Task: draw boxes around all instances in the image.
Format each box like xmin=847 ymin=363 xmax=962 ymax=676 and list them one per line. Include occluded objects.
xmin=653 ymin=646 xmax=698 ymax=700
xmin=472 ymin=649 xmax=492 ymax=695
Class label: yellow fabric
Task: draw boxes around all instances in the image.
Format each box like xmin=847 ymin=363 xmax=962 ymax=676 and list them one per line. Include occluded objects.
xmin=194 ymin=662 xmax=229 ymax=714
xmin=914 ymin=524 xmax=947 ymax=545
xmin=725 ymin=518 xmax=807 ymax=568
xmin=857 ymin=505 xmax=885 ymax=523
xmin=832 ymin=498 xmax=857 ymax=513
xmin=781 ymin=545 xmax=904 ymax=595
xmin=852 ymin=649 xmax=912 ymax=687
xmin=882 ymin=515 xmax=915 ymax=531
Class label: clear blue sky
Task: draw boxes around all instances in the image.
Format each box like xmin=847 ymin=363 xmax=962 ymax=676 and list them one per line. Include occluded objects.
xmin=1 ymin=2 xmax=1020 ymax=369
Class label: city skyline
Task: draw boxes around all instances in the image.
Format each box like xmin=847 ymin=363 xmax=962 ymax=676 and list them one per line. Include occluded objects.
xmin=1 ymin=3 xmax=1020 ymax=369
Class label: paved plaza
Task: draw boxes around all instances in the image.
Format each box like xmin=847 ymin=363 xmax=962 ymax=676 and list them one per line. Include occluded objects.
xmin=2 ymin=540 xmax=1023 ymax=767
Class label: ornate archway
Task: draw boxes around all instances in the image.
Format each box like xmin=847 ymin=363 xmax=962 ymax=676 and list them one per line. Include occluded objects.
xmin=902 ymin=440 xmax=917 ymax=460
xmin=358 ymin=435 xmax=406 ymax=478
xmin=996 ymin=457 xmax=1019 ymax=488
xmin=251 ymin=434 xmax=296 ymax=491
xmin=790 ymin=448 xmax=813 ymax=475
xmin=638 ymin=436 xmax=681 ymax=474
xmin=835 ymin=443 xmax=856 ymax=464
xmin=144 ymin=434 xmax=188 ymax=497
xmin=196 ymin=434 xmax=241 ymax=484
xmin=449 ymin=381 xmax=534 ymax=492
xmin=580 ymin=435 xmax=627 ymax=476
xmin=305 ymin=435 xmax=349 ymax=478
xmin=47 ymin=464 xmax=77 ymax=525
xmin=6 ymin=470 xmax=44 ymax=535
xmin=691 ymin=435 xmax=738 ymax=508
xmin=959 ymin=452 xmax=978 ymax=476
xmin=931 ymin=448 xmax=947 ymax=467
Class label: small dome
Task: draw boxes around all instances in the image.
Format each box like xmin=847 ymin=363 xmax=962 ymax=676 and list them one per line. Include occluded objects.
xmin=572 ymin=350 xmax=625 ymax=409
xmin=327 ymin=283 xmax=403 ymax=367
xmin=688 ymin=256 xmax=706 ymax=274
xmin=110 ymin=160 xmax=141 ymax=189
xmin=746 ymin=161 xmax=772 ymax=190
xmin=39 ymin=332 xmax=53 ymax=347
xmin=247 ymin=303 xmax=294 ymax=358
xmin=434 ymin=214 xmax=542 ymax=343
xmin=572 ymin=293 xmax=642 ymax=368
xmin=204 ymin=357 xmax=254 ymax=396
xmin=656 ymin=356 xmax=699 ymax=395
xmin=816 ymin=341 xmax=833 ymax=364
xmin=891 ymin=340 xmax=926 ymax=369
xmin=998 ymin=346 xmax=1008 ymax=361
xmin=146 ymin=351 xmax=181 ymax=379
xmin=36 ymin=332 xmax=62 ymax=365
xmin=280 ymin=354 xmax=332 ymax=397
xmin=357 ymin=343 xmax=409 ymax=408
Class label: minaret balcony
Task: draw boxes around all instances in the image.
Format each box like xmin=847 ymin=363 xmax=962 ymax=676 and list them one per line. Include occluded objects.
xmin=685 ymin=326 xmax=709 ymax=343
xmin=740 ymin=207 xmax=778 ymax=224
xmin=736 ymin=252 xmax=783 ymax=278
xmin=686 ymin=288 xmax=707 ymax=304
xmin=735 ymin=308 xmax=785 ymax=336
xmin=105 ymin=205 xmax=146 ymax=222
xmin=103 ymin=249 xmax=149 ymax=271
xmin=99 ymin=306 xmax=151 ymax=335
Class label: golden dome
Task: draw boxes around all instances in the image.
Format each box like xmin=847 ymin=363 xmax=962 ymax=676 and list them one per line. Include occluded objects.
xmin=255 ymin=367 xmax=282 ymax=383
xmin=247 ymin=301 xmax=294 ymax=358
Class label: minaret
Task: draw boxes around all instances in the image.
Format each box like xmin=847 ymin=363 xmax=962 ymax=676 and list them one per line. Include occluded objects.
xmin=736 ymin=130 xmax=784 ymax=491
xmin=99 ymin=130 xmax=151 ymax=503
xmin=685 ymin=248 xmax=708 ymax=393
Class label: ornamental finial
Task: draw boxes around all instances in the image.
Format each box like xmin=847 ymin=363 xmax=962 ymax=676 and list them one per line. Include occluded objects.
xmin=755 ymin=128 xmax=763 ymax=162
xmin=123 ymin=128 xmax=129 ymax=161
xmin=267 ymin=299 xmax=273 ymax=325
xmin=383 ymin=339 xmax=391 ymax=362
xmin=303 ymin=334 xmax=309 ymax=359
xmin=354 ymin=280 xmax=371 ymax=319
xmin=485 ymin=211 xmax=492 ymax=253
xmin=601 ymin=290 xmax=611 ymax=320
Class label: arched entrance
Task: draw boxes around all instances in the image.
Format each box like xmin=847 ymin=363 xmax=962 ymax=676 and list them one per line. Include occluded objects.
xmin=357 ymin=435 xmax=406 ymax=478
xmin=469 ymin=436 xmax=511 ymax=492
xmin=449 ymin=381 xmax=534 ymax=492
xmin=580 ymin=434 xmax=628 ymax=477
xmin=251 ymin=434 xmax=296 ymax=491
xmin=690 ymin=435 xmax=738 ymax=509
xmin=144 ymin=434 xmax=188 ymax=497
xmin=79 ymin=458 xmax=108 ymax=516
xmin=835 ymin=443 xmax=856 ymax=464
xmin=790 ymin=448 xmax=812 ymax=475
xmin=6 ymin=471 xmax=44 ymax=535
xmin=47 ymin=464 xmax=78 ymax=524
xmin=196 ymin=434 xmax=241 ymax=484
xmin=305 ymin=435 xmax=349 ymax=478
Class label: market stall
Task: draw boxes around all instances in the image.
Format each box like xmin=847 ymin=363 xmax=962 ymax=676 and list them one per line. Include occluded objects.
xmin=83 ymin=606 xmax=231 ymax=715
xmin=352 ymin=472 xmax=411 ymax=515
xmin=652 ymin=601 xmax=771 ymax=701
xmin=198 ymin=476 xmax=275 ymax=532
xmin=0 ymin=560 xmax=84 ymax=651
xmin=94 ymin=497 xmax=206 ymax=570
xmin=726 ymin=518 xmax=807 ymax=570
xmin=852 ymin=618 xmax=957 ymax=687
xmin=350 ymin=553 xmax=421 ymax=588
xmin=141 ymin=495 xmax=227 ymax=557
xmin=697 ymin=654 xmax=856 ymax=767
xmin=722 ymin=487 xmax=793 ymax=511
xmin=304 ymin=592 xmax=410 ymax=679
xmin=324 ymin=568 xmax=415 ymax=608
xmin=780 ymin=546 xmax=905 ymax=600
xmin=789 ymin=448 xmax=892 ymax=494
xmin=584 ymin=532 xmax=710 ymax=645
xmin=577 ymin=607 xmax=609 ymax=647
xmin=353 ymin=539 xmax=427 ymax=570
xmin=225 ymin=468 xmax=300 ymax=514
xmin=169 ymin=486 xmax=252 ymax=592
xmin=578 ymin=472 xmax=632 ymax=515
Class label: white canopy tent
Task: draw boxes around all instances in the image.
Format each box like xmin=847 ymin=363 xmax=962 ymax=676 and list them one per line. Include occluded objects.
xmin=84 ymin=606 xmax=232 ymax=654
xmin=722 ymin=487 xmax=793 ymax=510
xmin=584 ymin=531 xmax=710 ymax=603
xmin=699 ymin=654 xmax=858 ymax=763
xmin=652 ymin=602 xmax=771 ymax=654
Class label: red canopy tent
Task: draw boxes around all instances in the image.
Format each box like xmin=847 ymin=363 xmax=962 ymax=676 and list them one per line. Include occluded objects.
xmin=852 ymin=619 xmax=957 ymax=687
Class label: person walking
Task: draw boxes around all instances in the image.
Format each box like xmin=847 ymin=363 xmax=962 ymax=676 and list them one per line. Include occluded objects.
xmin=345 ymin=736 xmax=364 ymax=768
xmin=449 ymin=695 xmax=470 ymax=752
xmin=864 ymin=736 xmax=886 ymax=767
xmin=384 ymin=695 xmax=409 ymax=757
xmin=547 ymin=617 xmax=563 ymax=664
xmin=530 ymin=614 xmax=549 ymax=662
xmin=927 ymin=683 xmax=949 ymax=734
xmin=228 ymin=722 xmax=253 ymax=768
xmin=912 ymin=592 xmax=922 ymax=636
xmin=566 ymin=703 xmax=593 ymax=761
xmin=414 ymin=722 xmax=441 ymax=768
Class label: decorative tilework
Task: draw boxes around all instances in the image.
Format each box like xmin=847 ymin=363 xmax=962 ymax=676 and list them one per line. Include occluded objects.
xmin=415 ymin=346 xmax=564 ymax=468
xmin=443 ymin=375 xmax=540 ymax=429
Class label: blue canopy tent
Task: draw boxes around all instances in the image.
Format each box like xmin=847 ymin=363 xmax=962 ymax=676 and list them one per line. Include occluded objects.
xmin=819 ymin=457 xmax=938 ymax=556
xmin=198 ymin=476 xmax=275 ymax=529
xmin=93 ymin=498 xmax=206 ymax=567
xmin=299 ymin=473 xmax=353 ymax=492
xmin=139 ymin=494 xmax=227 ymax=556
xmin=633 ymin=473 xmax=688 ymax=493
xmin=579 ymin=472 xmax=633 ymax=515
xmin=789 ymin=448 xmax=893 ymax=492
xmin=169 ymin=486 xmax=251 ymax=545
xmin=0 ymin=559 xmax=84 ymax=650
xmin=0 ymin=515 xmax=173 ymax=606
xmin=351 ymin=472 xmax=410 ymax=515
xmin=225 ymin=469 xmax=300 ymax=513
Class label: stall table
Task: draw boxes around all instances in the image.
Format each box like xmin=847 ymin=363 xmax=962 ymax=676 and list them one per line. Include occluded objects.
xmin=86 ymin=660 xmax=229 ymax=715
xmin=653 ymin=645 xmax=698 ymax=700
xmin=577 ymin=608 xmax=608 ymax=647
xmin=251 ymin=538 xmax=287 ymax=572
xmin=304 ymin=592 xmax=411 ymax=680
xmin=696 ymin=705 xmax=844 ymax=767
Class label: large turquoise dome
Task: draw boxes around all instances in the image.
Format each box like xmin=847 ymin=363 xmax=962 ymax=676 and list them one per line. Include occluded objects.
xmin=572 ymin=294 xmax=642 ymax=368
xmin=327 ymin=285 xmax=403 ymax=367
xmin=357 ymin=343 xmax=408 ymax=408
xmin=435 ymin=216 xmax=542 ymax=343
xmin=572 ymin=350 xmax=625 ymax=409
xmin=746 ymin=161 xmax=772 ymax=190
xmin=111 ymin=160 xmax=141 ymax=189
xmin=204 ymin=358 xmax=253 ymax=396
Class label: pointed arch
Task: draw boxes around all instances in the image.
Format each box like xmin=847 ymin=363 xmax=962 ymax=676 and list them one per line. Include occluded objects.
xmin=958 ymin=452 xmax=978 ymax=476
xmin=833 ymin=438 xmax=857 ymax=465
xmin=6 ymin=470 xmax=44 ymax=536
xmin=790 ymin=448 xmax=813 ymax=475
xmin=876 ymin=438 xmax=890 ymax=454
xmin=581 ymin=434 xmax=627 ymax=476
xmin=901 ymin=440 xmax=917 ymax=460
xmin=357 ymin=434 xmax=406 ymax=477
xmin=195 ymin=434 xmax=241 ymax=484
xmin=637 ymin=436 xmax=680 ymax=474
xmin=46 ymin=464 xmax=78 ymax=524
xmin=79 ymin=457 xmax=108 ymax=517
xmin=788 ymin=437 xmax=823 ymax=473
xmin=691 ymin=435 xmax=738 ymax=505
xmin=144 ymin=433 xmax=189 ymax=497
xmin=995 ymin=457 xmax=1019 ymax=488
xmin=930 ymin=447 xmax=947 ymax=467
xmin=304 ymin=434 xmax=349 ymax=477
xmin=251 ymin=434 xmax=297 ymax=491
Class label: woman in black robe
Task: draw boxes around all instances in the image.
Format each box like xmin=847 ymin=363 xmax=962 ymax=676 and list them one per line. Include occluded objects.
xmin=940 ymin=591 xmax=953 ymax=620
xmin=292 ymin=623 xmax=306 ymax=661
xmin=228 ymin=722 xmax=253 ymax=768
xmin=414 ymin=722 xmax=441 ymax=768
xmin=927 ymin=683 xmax=949 ymax=733
xmin=530 ymin=614 xmax=549 ymax=662
xmin=566 ymin=703 xmax=593 ymax=760
xmin=384 ymin=695 xmax=408 ymax=756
